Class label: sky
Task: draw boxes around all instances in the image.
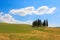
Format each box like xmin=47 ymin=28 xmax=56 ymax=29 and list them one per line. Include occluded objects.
xmin=0 ymin=0 xmax=60 ymax=27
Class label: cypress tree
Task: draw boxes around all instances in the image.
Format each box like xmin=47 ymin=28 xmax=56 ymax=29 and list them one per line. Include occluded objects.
xmin=43 ymin=20 xmax=48 ymax=27
xmin=38 ymin=19 xmax=42 ymax=27
xmin=43 ymin=20 xmax=46 ymax=27
xmin=45 ymin=19 xmax=48 ymax=26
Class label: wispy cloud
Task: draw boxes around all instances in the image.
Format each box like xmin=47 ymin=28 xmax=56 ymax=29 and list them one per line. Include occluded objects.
xmin=9 ymin=6 xmax=56 ymax=16
xmin=0 ymin=12 xmax=32 ymax=24
xmin=34 ymin=6 xmax=48 ymax=15
xmin=47 ymin=7 xmax=56 ymax=14
xmin=9 ymin=6 xmax=34 ymax=16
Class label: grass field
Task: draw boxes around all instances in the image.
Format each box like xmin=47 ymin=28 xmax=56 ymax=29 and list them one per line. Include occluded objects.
xmin=0 ymin=23 xmax=60 ymax=40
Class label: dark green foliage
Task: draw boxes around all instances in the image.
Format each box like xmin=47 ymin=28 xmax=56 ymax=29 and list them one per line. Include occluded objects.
xmin=32 ymin=19 xmax=48 ymax=27
xmin=38 ymin=19 xmax=42 ymax=27
xmin=43 ymin=19 xmax=48 ymax=27
xmin=45 ymin=19 xmax=48 ymax=26
xmin=43 ymin=20 xmax=46 ymax=26
xmin=32 ymin=20 xmax=38 ymax=27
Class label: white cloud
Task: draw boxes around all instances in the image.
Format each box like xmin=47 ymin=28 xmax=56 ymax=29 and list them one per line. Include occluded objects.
xmin=0 ymin=12 xmax=33 ymax=24
xmin=9 ymin=6 xmax=56 ymax=16
xmin=9 ymin=6 xmax=34 ymax=16
xmin=46 ymin=7 xmax=56 ymax=14
xmin=0 ymin=12 xmax=4 ymax=16
xmin=34 ymin=6 xmax=48 ymax=15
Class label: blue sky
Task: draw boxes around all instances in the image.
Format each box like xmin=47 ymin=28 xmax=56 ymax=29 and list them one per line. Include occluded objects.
xmin=0 ymin=0 xmax=60 ymax=27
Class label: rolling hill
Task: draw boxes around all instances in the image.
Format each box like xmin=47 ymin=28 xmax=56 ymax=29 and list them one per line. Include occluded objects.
xmin=0 ymin=23 xmax=60 ymax=40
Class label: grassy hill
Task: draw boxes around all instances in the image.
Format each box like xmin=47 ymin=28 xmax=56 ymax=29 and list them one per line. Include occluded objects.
xmin=0 ymin=23 xmax=60 ymax=40
xmin=0 ymin=23 xmax=33 ymax=33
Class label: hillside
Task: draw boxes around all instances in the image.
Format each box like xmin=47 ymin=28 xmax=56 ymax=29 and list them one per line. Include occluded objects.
xmin=0 ymin=23 xmax=60 ymax=40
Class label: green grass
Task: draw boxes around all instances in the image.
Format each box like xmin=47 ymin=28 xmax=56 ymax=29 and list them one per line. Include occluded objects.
xmin=33 ymin=27 xmax=53 ymax=32
xmin=0 ymin=23 xmax=33 ymax=33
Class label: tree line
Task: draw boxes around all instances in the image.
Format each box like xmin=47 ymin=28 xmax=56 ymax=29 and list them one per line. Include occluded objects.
xmin=32 ymin=19 xmax=48 ymax=27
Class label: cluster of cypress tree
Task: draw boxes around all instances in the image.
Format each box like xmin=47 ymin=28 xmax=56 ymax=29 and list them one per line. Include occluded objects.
xmin=32 ymin=19 xmax=48 ymax=27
